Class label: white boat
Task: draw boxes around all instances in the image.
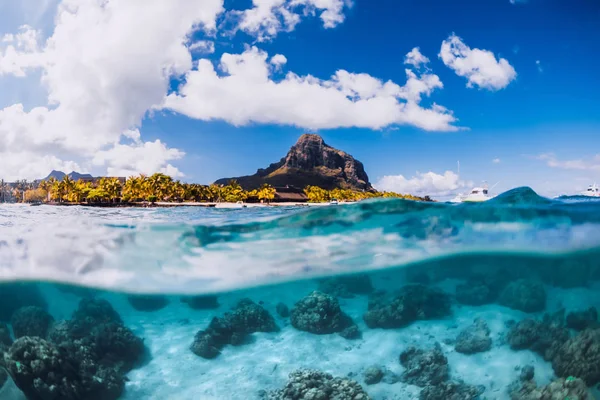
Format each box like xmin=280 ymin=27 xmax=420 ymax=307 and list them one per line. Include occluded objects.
xmin=215 ymin=201 xmax=247 ymax=208
xmin=581 ymin=183 xmax=600 ymax=197
xmin=329 ymin=199 xmax=339 ymax=205
xmin=451 ymin=183 xmax=496 ymax=203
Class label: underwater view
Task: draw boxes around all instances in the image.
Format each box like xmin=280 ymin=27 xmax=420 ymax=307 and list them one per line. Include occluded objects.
xmin=1 ymin=189 xmax=600 ymax=399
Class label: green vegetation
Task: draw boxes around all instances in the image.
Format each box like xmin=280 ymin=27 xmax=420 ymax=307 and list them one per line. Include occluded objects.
xmin=303 ymin=185 xmax=427 ymax=202
xmin=12 ymin=173 xmax=426 ymax=205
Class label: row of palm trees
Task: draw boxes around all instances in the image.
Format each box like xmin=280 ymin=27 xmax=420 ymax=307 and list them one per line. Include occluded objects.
xmin=303 ymin=186 xmax=427 ymax=203
xmin=17 ymin=173 xmax=424 ymax=205
xmin=29 ymin=173 xmax=277 ymax=204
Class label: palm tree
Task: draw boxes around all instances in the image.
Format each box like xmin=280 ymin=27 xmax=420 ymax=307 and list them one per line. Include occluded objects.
xmin=146 ymin=173 xmax=172 ymax=201
xmin=97 ymin=177 xmax=122 ymax=203
xmin=304 ymin=186 xmax=330 ymax=203
xmin=123 ymin=175 xmax=147 ymax=202
xmin=0 ymin=179 xmax=7 ymax=203
xmin=222 ymin=180 xmax=248 ymax=203
xmin=207 ymin=184 xmax=222 ymax=202
xmin=38 ymin=180 xmax=51 ymax=201
xmin=257 ymin=183 xmax=276 ymax=204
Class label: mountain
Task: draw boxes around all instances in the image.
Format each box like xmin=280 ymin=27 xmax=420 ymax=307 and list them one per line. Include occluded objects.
xmin=67 ymin=171 xmax=93 ymax=180
xmin=42 ymin=170 xmax=93 ymax=181
xmin=44 ymin=170 xmax=66 ymax=181
xmin=215 ymin=134 xmax=373 ymax=191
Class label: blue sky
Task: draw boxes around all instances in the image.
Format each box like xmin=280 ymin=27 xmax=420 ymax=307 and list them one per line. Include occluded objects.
xmin=0 ymin=0 xmax=599 ymax=197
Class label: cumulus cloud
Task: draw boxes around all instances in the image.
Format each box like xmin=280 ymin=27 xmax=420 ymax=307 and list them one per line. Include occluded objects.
xmin=375 ymin=170 xmax=471 ymax=197
xmin=0 ymin=151 xmax=83 ymax=182
xmin=92 ymin=139 xmax=185 ymax=178
xmin=0 ymin=25 xmax=45 ymax=76
xmin=270 ymin=54 xmax=287 ymax=70
xmin=536 ymin=153 xmax=600 ymax=171
xmin=0 ymin=0 xmax=224 ymax=180
xmin=163 ymin=46 xmax=458 ymax=132
xmin=0 ymin=0 xmax=463 ymax=181
xmin=439 ymin=34 xmax=516 ymax=90
xmin=404 ymin=47 xmax=429 ymax=69
xmin=492 ymin=158 xmax=501 ymax=164
xmin=189 ymin=40 xmax=215 ymax=54
xmin=234 ymin=0 xmax=349 ymax=41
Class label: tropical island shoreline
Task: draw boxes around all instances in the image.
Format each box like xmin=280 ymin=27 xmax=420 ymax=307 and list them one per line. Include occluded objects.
xmin=2 ymin=134 xmax=433 ymax=207
xmin=32 ymin=200 xmax=346 ymax=208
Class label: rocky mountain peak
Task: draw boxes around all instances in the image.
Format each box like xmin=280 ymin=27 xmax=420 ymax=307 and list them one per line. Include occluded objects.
xmin=215 ymin=134 xmax=373 ymax=191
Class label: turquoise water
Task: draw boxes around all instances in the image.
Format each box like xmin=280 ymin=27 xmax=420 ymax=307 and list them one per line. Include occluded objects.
xmin=1 ymin=187 xmax=600 ymax=399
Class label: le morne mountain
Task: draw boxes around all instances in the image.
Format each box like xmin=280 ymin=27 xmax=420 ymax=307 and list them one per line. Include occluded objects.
xmin=215 ymin=134 xmax=374 ymax=191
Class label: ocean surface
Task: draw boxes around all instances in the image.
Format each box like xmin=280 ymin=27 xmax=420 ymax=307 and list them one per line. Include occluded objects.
xmin=1 ymin=187 xmax=600 ymax=399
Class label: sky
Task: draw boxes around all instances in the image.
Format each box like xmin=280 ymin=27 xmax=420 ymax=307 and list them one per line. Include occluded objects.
xmin=0 ymin=0 xmax=599 ymax=198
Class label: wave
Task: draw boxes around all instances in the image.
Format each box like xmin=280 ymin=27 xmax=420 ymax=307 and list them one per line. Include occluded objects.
xmin=1 ymin=187 xmax=600 ymax=294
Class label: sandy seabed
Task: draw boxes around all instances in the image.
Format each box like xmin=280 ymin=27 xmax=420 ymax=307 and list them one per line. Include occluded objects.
xmin=35 ymin=275 xmax=600 ymax=400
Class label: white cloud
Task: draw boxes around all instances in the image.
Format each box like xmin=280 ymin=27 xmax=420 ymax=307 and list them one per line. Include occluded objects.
xmin=0 ymin=151 xmax=83 ymax=182
xmin=234 ymin=0 xmax=349 ymax=41
xmin=439 ymin=34 xmax=517 ymax=90
xmin=163 ymin=46 xmax=458 ymax=132
xmin=492 ymin=158 xmax=501 ymax=164
xmin=536 ymin=60 xmax=543 ymax=73
xmin=404 ymin=47 xmax=429 ymax=69
xmin=375 ymin=170 xmax=471 ymax=197
xmin=189 ymin=40 xmax=215 ymax=54
xmin=0 ymin=25 xmax=45 ymax=77
xmin=536 ymin=153 xmax=600 ymax=171
xmin=0 ymin=0 xmax=224 ymax=180
xmin=270 ymin=53 xmax=287 ymax=70
xmin=92 ymin=139 xmax=185 ymax=178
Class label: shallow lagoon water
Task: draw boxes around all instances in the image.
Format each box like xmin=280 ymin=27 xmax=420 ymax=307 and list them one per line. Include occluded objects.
xmin=1 ymin=188 xmax=600 ymax=399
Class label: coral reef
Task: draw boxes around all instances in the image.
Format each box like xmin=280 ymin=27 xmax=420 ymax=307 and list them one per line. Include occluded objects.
xmin=276 ymin=302 xmax=290 ymax=318
xmin=509 ymin=365 xmax=590 ymax=399
xmin=68 ymin=298 xmax=123 ymax=338
xmin=317 ymin=274 xmax=374 ymax=298
xmin=191 ymin=298 xmax=278 ymax=359
xmin=506 ymin=310 xmax=569 ymax=360
xmin=265 ymin=369 xmax=371 ymax=400
xmin=52 ymin=298 xmax=144 ymax=371
xmin=455 ymin=271 xmax=510 ymax=306
xmin=0 ymin=322 xmax=12 ymax=348
xmin=519 ymin=365 xmax=535 ymax=382
xmin=0 ymin=283 xmax=47 ymax=321
xmin=498 ymin=279 xmax=546 ymax=313
xmin=455 ymin=318 xmax=492 ymax=354
xmin=127 ymin=295 xmax=169 ymax=312
xmin=363 ymin=285 xmax=451 ymax=329
xmin=290 ymin=292 xmax=359 ymax=338
xmin=419 ymin=380 xmax=483 ymax=400
xmin=3 ymin=336 xmax=124 ymax=400
xmin=552 ymin=328 xmax=600 ymax=386
xmin=10 ymin=306 xmax=54 ymax=339
xmin=362 ymin=366 xmax=399 ymax=385
xmin=566 ymin=307 xmax=598 ymax=331
xmin=399 ymin=343 xmax=449 ymax=387
xmin=180 ymin=295 xmax=220 ymax=310
xmin=363 ymin=366 xmax=384 ymax=385
xmin=339 ymin=325 xmax=362 ymax=340
xmin=0 ymin=366 xmax=6 ymax=389
xmin=3 ymin=298 xmax=145 ymax=400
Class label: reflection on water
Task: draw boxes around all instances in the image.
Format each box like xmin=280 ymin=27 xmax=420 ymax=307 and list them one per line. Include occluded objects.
xmin=1 ymin=253 xmax=599 ymax=399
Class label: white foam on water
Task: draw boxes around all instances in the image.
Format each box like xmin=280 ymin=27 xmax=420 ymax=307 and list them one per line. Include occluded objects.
xmin=3 ymin=203 xmax=600 ymax=294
